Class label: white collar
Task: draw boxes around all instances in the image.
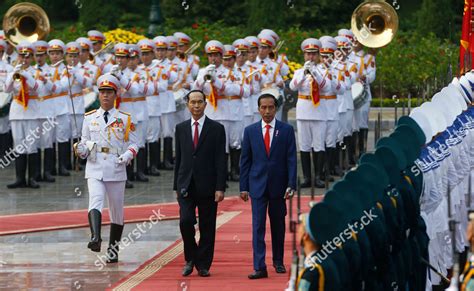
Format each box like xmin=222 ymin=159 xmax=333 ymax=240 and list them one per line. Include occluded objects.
xmin=261 ymin=118 xmax=276 ymax=129
xmin=97 ymin=107 xmax=117 ymax=117
xmin=191 ymin=115 xmax=206 ymax=126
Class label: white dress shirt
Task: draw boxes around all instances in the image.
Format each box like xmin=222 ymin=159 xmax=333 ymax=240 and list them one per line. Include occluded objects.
xmin=191 ymin=114 xmax=206 ymax=140
xmin=261 ymin=118 xmax=276 ymax=146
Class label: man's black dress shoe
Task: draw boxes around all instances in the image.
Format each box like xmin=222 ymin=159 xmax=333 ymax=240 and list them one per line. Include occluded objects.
xmin=273 ymin=264 xmax=286 ymax=273
xmin=248 ymin=270 xmax=268 ymax=279
xmin=182 ymin=261 xmax=194 ymax=276
xmin=198 ymin=269 xmax=210 ymax=277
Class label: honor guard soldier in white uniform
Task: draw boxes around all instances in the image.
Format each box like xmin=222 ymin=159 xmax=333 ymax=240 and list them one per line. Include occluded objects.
xmin=110 ymin=43 xmax=149 ymax=187
xmin=233 ymin=39 xmax=256 ymax=129
xmin=0 ymin=40 xmax=13 ymax=162
xmin=258 ymin=29 xmax=289 ymax=79
xmin=62 ymin=41 xmax=93 ymax=170
xmin=75 ymin=74 xmax=138 ymax=263
xmin=245 ymin=36 xmax=267 ymax=123
xmin=0 ymin=31 xmax=18 ymax=66
xmin=48 ymin=39 xmax=72 ymax=176
xmin=5 ymin=42 xmax=43 ymax=188
xmin=168 ymin=35 xmax=193 ymax=124
xmin=319 ymin=36 xmax=345 ymax=179
xmin=127 ymin=44 xmax=152 ymax=180
xmin=347 ymin=30 xmax=376 ymax=158
xmin=256 ymin=32 xmax=285 ymax=119
xmin=290 ymin=38 xmax=327 ymax=188
xmin=138 ymin=39 xmax=166 ymax=176
xmin=192 ymin=40 xmax=243 ymax=171
xmin=153 ymin=36 xmax=178 ymax=170
xmin=76 ymin=37 xmax=99 ymax=82
xmin=32 ymin=40 xmax=57 ymax=182
xmin=88 ymin=30 xmax=113 ymax=74
xmin=174 ymin=32 xmax=200 ymax=80
xmin=333 ymin=36 xmax=356 ymax=174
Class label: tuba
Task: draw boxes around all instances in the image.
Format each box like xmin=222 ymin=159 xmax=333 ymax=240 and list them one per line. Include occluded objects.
xmin=3 ymin=2 xmax=50 ymax=46
xmin=351 ymin=0 xmax=398 ymax=48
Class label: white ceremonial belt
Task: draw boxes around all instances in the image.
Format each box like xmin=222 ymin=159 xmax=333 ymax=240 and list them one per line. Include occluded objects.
xmin=96 ymin=146 xmax=120 ymax=155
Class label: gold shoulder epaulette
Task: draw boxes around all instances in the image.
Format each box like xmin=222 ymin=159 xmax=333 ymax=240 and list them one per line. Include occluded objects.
xmin=119 ymin=110 xmax=131 ymax=116
xmin=85 ymin=109 xmax=97 ymax=116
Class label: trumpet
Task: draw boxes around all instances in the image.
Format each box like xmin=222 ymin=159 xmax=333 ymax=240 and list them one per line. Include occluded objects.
xmin=89 ymin=41 xmax=117 ymax=61
xmin=177 ymin=41 xmax=202 ymax=60
xmin=13 ymin=56 xmax=29 ymax=81
xmin=204 ymin=64 xmax=216 ymax=83
xmin=270 ymin=40 xmax=285 ymax=59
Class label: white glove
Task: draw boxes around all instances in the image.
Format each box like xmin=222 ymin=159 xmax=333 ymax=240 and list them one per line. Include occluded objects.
xmin=303 ymin=61 xmax=312 ymax=72
xmin=110 ymin=65 xmax=121 ymax=77
xmin=205 ymin=64 xmax=216 ymax=79
xmin=116 ymin=150 xmax=134 ymax=165
xmin=13 ymin=64 xmax=22 ymax=74
xmin=74 ymin=142 xmax=89 ymax=159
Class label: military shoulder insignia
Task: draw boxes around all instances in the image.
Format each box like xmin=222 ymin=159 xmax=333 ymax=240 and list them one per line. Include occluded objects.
xmin=85 ymin=109 xmax=97 ymax=116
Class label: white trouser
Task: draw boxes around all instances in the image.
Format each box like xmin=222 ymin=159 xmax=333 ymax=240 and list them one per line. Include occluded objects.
xmin=219 ymin=120 xmax=243 ymax=152
xmin=326 ymin=120 xmax=338 ymax=148
xmin=253 ymin=113 xmax=261 ymax=124
xmin=70 ymin=114 xmax=84 ymax=139
xmin=38 ymin=118 xmax=55 ymax=149
xmin=0 ymin=117 xmax=10 ymax=134
xmin=11 ymin=120 xmax=41 ymax=154
xmin=146 ymin=116 xmax=162 ymax=143
xmin=354 ymin=102 xmax=370 ymax=130
xmin=173 ymin=109 xmax=187 ymax=125
xmin=160 ymin=112 xmax=176 ymax=138
xmin=297 ymin=120 xmax=326 ymax=152
xmin=243 ymin=115 xmax=254 ymax=131
xmin=337 ymin=111 xmax=353 ymax=142
xmin=55 ymin=114 xmax=71 ymax=143
xmin=88 ymin=178 xmax=126 ymax=225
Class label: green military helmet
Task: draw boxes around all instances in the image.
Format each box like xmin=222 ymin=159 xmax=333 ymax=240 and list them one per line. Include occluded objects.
xmin=345 ymin=165 xmax=385 ymax=206
xmin=376 ymin=137 xmax=407 ymax=171
xmin=397 ymin=116 xmax=426 ymax=147
xmin=390 ymin=125 xmax=422 ymax=164
xmin=307 ymin=201 xmax=345 ymax=245
xmin=359 ymin=152 xmax=390 ymax=186
xmin=374 ymin=146 xmax=400 ymax=185
xmin=324 ymin=189 xmax=360 ymax=223
xmin=331 ymin=180 xmax=366 ymax=217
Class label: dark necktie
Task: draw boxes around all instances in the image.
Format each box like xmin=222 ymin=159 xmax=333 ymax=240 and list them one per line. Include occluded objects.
xmin=104 ymin=111 xmax=109 ymax=124
xmin=193 ymin=121 xmax=199 ymax=149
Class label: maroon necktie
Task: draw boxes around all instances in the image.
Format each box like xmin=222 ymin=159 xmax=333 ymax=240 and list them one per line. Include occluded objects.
xmin=264 ymin=124 xmax=271 ymax=156
xmin=193 ymin=121 xmax=199 ymax=149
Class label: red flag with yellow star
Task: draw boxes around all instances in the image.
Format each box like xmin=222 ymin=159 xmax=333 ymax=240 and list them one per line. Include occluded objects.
xmin=460 ymin=0 xmax=473 ymax=74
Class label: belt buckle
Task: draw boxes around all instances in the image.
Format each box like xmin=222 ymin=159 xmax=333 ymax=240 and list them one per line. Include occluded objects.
xmin=227 ymin=96 xmax=231 ymax=100
xmin=102 ymin=147 xmax=110 ymax=153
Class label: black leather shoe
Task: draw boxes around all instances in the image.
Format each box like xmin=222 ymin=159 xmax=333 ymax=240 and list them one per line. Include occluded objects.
xmin=182 ymin=261 xmax=194 ymax=276
xmin=135 ymin=172 xmax=149 ymax=182
xmin=125 ymin=180 xmax=134 ymax=189
xmin=273 ymin=264 xmax=286 ymax=273
xmin=300 ymin=178 xmax=311 ymax=188
xmin=248 ymin=270 xmax=268 ymax=279
xmin=148 ymin=166 xmax=161 ymax=176
xmin=42 ymin=172 xmax=55 ymax=183
xmin=7 ymin=180 xmax=27 ymax=189
xmin=314 ymin=178 xmax=325 ymax=189
xmin=198 ymin=269 xmax=210 ymax=277
xmin=28 ymin=178 xmax=40 ymax=189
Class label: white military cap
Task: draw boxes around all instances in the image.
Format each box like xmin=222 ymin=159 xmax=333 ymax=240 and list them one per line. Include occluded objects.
xmin=32 ymin=40 xmax=48 ymax=54
xmin=128 ymin=44 xmax=140 ymax=57
xmin=153 ymin=36 xmax=168 ymax=49
xmin=173 ymin=32 xmax=191 ymax=45
xmin=97 ymin=73 xmax=120 ymax=91
xmin=319 ymin=36 xmax=337 ymax=55
xmin=87 ymin=30 xmax=105 ymax=43
xmin=409 ymin=107 xmax=434 ymax=143
xmin=137 ymin=39 xmax=155 ymax=52
xmin=166 ymin=36 xmax=178 ymax=49
xmin=223 ymin=44 xmax=236 ymax=59
xmin=259 ymin=29 xmax=279 ymax=42
xmin=334 ymin=36 xmax=350 ymax=49
xmin=114 ymin=43 xmax=129 ymax=56
xmin=244 ymin=36 xmax=260 ymax=48
xmin=338 ymin=29 xmax=354 ymax=41
xmin=419 ymin=101 xmax=447 ymax=134
xmin=76 ymin=37 xmax=93 ymax=51
xmin=439 ymin=87 xmax=462 ymax=116
xmin=301 ymin=38 xmax=321 ymax=52
xmin=232 ymin=39 xmax=250 ymax=51
xmin=205 ymin=40 xmax=224 ymax=54
xmin=447 ymin=82 xmax=468 ymax=111
xmin=16 ymin=41 xmax=33 ymax=55
xmin=432 ymin=91 xmax=458 ymax=126
xmin=48 ymin=39 xmax=65 ymax=53
xmin=258 ymin=32 xmax=275 ymax=48
xmin=65 ymin=41 xmax=80 ymax=54
xmin=451 ymin=77 xmax=471 ymax=104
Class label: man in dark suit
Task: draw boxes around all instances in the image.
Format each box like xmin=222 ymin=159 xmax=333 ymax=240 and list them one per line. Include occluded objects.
xmin=240 ymin=92 xmax=297 ymax=279
xmin=173 ymin=90 xmax=227 ymax=277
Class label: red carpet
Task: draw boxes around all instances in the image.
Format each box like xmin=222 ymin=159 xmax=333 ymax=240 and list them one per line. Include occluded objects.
xmin=110 ymin=195 xmax=317 ymax=291
xmin=0 ymin=198 xmax=240 ymax=236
